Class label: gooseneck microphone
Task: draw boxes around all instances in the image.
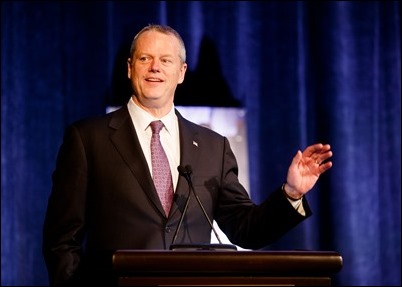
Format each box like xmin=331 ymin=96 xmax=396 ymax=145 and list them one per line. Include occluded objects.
xmin=181 ymin=165 xmax=223 ymax=243
xmin=170 ymin=165 xmax=193 ymax=245
xmin=170 ymin=165 xmax=237 ymax=251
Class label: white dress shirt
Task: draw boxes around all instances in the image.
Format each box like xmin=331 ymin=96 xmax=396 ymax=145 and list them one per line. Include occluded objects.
xmin=127 ymin=98 xmax=180 ymax=191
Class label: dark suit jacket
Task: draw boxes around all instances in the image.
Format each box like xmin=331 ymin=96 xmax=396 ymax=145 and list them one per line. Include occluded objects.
xmin=43 ymin=106 xmax=311 ymax=286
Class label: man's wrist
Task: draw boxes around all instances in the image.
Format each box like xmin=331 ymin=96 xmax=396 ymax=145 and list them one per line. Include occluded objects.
xmin=281 ymin=183 xmax=303 ymax=201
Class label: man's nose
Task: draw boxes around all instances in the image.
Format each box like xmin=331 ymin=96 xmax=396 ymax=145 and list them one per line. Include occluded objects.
xmin=149 ymin=59 xmax=160 ymax=72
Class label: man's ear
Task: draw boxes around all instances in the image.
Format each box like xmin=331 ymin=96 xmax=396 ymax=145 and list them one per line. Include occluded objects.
xmin=127 ymin=58 xmax=132 ymax=79
xmin=178 ymin=63 xmax=187 ymax=84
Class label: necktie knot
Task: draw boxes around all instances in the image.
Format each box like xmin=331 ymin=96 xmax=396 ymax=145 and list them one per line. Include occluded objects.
xmin=150 ymin=120 xmax=164 ymax=135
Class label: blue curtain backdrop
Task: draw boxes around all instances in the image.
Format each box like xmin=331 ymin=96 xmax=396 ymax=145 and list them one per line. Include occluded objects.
xmin=1 ymin=1 xmax=400 ymax=286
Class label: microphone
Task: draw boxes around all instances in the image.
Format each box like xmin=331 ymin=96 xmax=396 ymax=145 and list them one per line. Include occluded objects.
xmin=170 ymin=165 xmax=192 ymax=246
xmin=170 ymin=165 xmax=237 ymax=251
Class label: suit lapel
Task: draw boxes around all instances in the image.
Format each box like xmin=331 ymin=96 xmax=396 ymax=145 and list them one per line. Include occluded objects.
xmin=169 ymin=110 xmax=201 ymax=216
xmin=106 ymin=107 xmax=202 ymax=219
xmin=108 ymin=107 xmax=166 ymax=217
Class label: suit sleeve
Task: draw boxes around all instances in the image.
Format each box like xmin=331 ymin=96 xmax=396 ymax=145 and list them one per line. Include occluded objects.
xmin=42 ymin=124 xmax=88 ymax=286
xmin=215 ymin=137 xmax=312 ymax=250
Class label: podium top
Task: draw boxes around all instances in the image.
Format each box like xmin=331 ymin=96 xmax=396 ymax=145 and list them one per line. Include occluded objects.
xmin=113 ymin=250 xmax=343 ymax=276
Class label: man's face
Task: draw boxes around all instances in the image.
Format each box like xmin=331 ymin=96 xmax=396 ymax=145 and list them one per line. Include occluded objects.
xmin=127 ymin=30 xmax=187 ymax=109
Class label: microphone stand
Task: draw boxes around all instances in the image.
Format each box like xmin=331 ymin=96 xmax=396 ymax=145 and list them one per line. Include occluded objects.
xmin=170 ymin=165 xmax=237 ymax=251
xmin=171 ymin=169 xmax=192 ymax=246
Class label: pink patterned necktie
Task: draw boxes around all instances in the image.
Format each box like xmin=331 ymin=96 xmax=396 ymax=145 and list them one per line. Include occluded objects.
xmin=150 ymin=120 xmax=173 ymax=216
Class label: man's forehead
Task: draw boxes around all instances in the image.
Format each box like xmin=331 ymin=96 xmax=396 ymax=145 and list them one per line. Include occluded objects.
xmin=135 ymin=32 xmax=180 ymax=55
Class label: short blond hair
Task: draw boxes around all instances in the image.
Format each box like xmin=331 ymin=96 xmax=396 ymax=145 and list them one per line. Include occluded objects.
xmin=129 ymin=24 xmax=186 ymax=64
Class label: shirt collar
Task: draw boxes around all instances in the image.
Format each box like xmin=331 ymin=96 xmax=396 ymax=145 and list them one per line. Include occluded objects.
xmin=127 ymin=97 xmax=176 ymax=134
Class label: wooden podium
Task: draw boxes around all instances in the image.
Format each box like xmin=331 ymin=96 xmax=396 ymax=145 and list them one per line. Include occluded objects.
xmin=112 ymin=249 xmax=343 ymax=286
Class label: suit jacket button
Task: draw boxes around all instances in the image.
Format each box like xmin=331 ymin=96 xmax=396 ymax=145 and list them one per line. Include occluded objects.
xmin=165 ymin=226 xmax=171 ymax=233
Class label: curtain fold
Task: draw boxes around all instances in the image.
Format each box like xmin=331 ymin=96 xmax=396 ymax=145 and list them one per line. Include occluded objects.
xmin=1 ymin=1 xmax=400 ymax=285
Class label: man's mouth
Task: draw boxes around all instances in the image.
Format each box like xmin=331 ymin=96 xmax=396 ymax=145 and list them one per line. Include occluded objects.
xmin=146 ymin=77 xmax=163 ymax=82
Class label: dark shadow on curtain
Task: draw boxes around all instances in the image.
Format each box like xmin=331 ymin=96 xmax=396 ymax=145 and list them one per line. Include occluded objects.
xmin=106 ymin=40 xmax=132 ymax=107
xmin=175 ymin=36 xmax=242 ymax=107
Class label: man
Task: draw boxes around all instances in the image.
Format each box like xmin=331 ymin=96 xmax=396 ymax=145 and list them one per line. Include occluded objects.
xmin=42 ymin=24 xmax=333 ymax=286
